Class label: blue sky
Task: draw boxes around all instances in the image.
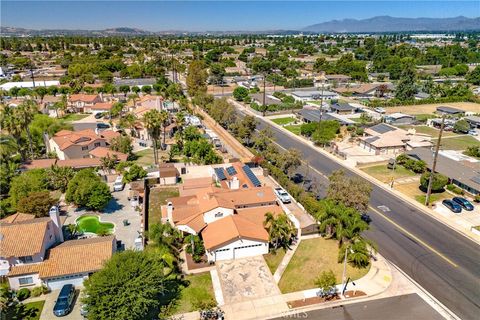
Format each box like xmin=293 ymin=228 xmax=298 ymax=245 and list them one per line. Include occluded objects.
xmin=1 ymin=1 xmax=479 ymax=31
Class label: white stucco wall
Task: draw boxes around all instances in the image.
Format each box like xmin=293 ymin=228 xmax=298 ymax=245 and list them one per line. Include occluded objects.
xmin=8 ymin=273 xmax=42 ymax=290
xmin=203 ymin=207 xmax=234 ymax=224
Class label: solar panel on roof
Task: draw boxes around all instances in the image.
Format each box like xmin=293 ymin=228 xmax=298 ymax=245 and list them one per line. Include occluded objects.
xmin=242 ymin=165 xmax=261 ymax=187
xmin=214 ymin=167 xmax=227 ymax=181
xmin=226 ymin=166 xmax=237 ymax=176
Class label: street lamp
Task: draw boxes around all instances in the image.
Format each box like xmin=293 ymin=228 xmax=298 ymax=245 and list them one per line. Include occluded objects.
xmin=341 ymin=245 xmax=354 ymax=297
xmin=315 ymin=73 xmax=327 ymax=123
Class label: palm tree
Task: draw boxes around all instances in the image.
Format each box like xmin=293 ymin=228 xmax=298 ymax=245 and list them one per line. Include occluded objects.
xmin=142 ymin=109 xmax=162 ymax=164
xmin=159 ymin=110 xmax=169 ymax=148
xmin=147 ymin=222 xmax=182 ymax=254
xmin=16 ymin=100 xmax=38 ymax=158
xmin=0 ymin=134 xmax=18 ymax=161
xmin=264 ymin=212 xmax=295 ymax=250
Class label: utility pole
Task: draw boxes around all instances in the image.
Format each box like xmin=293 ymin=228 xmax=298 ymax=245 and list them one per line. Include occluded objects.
xmin=30 ymin=64 xmax=36 ymax=89
xmin=425 ymin=115 xmax=445 ymax=206
xmin=262 ymin=73 xmax=266 ymax=117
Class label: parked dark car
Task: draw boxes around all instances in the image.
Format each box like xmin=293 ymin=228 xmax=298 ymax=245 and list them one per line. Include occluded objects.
xmin=442 ymin=199 xmax=462 ymax=213
xmin=452 ymin=197 xmax=474 ymax=211
xmin=94 ymin=112 xmax=104 ymax=119
xmin=361 ymin=213 xmax=372 ymax=223
xmin=96 ymin=123 xmax=110 ymax=129
xmin=53 ymin=284 xmax=76 ymax=317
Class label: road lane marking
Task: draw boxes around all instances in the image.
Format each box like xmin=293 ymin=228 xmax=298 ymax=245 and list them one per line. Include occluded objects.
xmin=377 ymin=205 xmax=391 ymax=212
xmin=369 ymin=206 xmax=459 ymax=268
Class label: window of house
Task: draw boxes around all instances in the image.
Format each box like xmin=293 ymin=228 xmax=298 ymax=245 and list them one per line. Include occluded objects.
xmin=81 ymin=146 xmax=88 ymax=151
xmin=214 ymin=212 xmax=223 ymax=218
xmin=19 ymin=256 xmax=33 ymax=263
xmin=94 ymin=142 xmax=101 ymax=147
xmin=18 ymin=277 xmax=34 ymax=285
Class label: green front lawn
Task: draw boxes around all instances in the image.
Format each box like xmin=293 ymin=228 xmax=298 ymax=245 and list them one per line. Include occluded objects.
xmin=133 ymin=149 xmax=156 ymax=167
xmin=172 ymin=273 xmax=215 ymax=314
xmin=433 ymin=136 xmax=480 ymax=151
xmin=264 ymin=249 xmax=287 ymax=274
xmin=284 ymin=124 xmax=301 ymax=135
xmin=23 ymin=300 xmax=45 ymax=320
xmin=271 ymin=117 xmax=296 ymax=126
xmin=61 ymin=113 xmax=89 ymax=122
xmin=360 ymin=164 xmax=416 ymax=184
xmin=278 ymin=237 xmax=370 ymax=293
xmin=415 ymin=192 xmax=450 ymax=205
xmin=148 ymin=187 xmax=179 ymax=227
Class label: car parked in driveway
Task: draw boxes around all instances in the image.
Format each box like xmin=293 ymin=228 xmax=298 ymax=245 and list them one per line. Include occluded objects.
xmin=53 ymin=284 xmax=76 ymax=317
xmin=442 ymin=199 xmax=462 ymax=214
xmin=452 ymin=197 xmax=474 ymax=211
xmin=274 ymin=187 xmax=291 ymax=203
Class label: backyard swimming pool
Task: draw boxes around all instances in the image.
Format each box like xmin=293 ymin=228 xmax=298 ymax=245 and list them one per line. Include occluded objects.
xmin=76 ymin=215 xmax=114 ymax=235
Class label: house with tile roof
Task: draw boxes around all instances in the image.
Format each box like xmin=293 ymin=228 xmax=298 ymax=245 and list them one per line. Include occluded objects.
xmin=161 ymin=163 xmax=288 ymax=262
xmin=0 ymin=209 xmax=63 ymax=280
xmin=68 ymin=94 xmax=102 ymax=112
xmin=49 ymin=129 xmax=122 ymax=160
xmin=8 ymin=236 xmax=116 ymax=290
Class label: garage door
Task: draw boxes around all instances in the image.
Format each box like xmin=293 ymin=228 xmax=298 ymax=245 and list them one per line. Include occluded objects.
xmin=213 ymin=248 xmax=233 ymax=261
xmin=45 ymin=275 xmax=86 ymax=290
xmin=233 ymin=244 xmax=265 ymax=259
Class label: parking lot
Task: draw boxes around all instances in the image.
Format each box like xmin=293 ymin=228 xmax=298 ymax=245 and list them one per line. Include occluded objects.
xmin=433 ymin=198 xmax=480 ymax=230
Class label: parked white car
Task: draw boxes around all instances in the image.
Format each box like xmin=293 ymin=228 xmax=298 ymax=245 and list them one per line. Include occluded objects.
xmin=468 ymin=130 xmax=478 ymax=136
xmin=274 ymin=187 xmax=291 ymax=204
xmin=374 ymin=107 xmax=386 ymax=114
xmin=113 ymin=176 xmax=125 ymax=192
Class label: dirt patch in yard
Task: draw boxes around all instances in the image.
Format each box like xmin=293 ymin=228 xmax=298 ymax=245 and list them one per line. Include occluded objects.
xmin=385 ymin=102 xmax=480 ymax=115
xmin=185 ymin=253 xmax=212 ymax=270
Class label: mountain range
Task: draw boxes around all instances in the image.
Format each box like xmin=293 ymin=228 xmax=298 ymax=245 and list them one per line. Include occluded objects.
xmin=302 ymin=16 xmax=480 ymax=33
xmin=1 ymin=16 xmax=479 ymax=36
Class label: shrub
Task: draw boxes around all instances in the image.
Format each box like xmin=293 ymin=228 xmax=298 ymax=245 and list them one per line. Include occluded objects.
xmin=233 ymin=86 xmax=249 ymax=101
xmin=420 ymin=172 xmax=448 ymax=192
xmin=17 ymin=288 xmax=30 ymax=301
xmin=446 ymin=184 xmax=464 ymax=195
xmin=30 ymin=286 xmax=48 ymax=297
xmin=16 ymin=191 xmax=57 ymax=217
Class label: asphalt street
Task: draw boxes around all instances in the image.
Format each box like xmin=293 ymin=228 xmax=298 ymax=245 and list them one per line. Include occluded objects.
xmin=251 ymin=114 xmax=480 ymax=320
xmin=271 ymin=294 xmax=445 ymax=320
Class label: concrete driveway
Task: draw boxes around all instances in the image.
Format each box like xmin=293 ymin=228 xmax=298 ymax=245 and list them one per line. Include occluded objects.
xmin=40 ymin=288 xmax=83 ymax=320
xmin=216 ymin=256 xmax=280 ymax=304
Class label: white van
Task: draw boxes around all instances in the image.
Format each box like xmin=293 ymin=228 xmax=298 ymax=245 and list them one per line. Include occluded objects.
xmin=113 ymin=176 xmax=125 ymax=192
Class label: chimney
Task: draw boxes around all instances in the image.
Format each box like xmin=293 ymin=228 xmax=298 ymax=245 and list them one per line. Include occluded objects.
xmin=49 ymin=206 xmax=64 ymax=243
xmin=167 ymin=202 xmax=173 ymax=223
xmin=229 ymin=176 xmax=239 ymax=190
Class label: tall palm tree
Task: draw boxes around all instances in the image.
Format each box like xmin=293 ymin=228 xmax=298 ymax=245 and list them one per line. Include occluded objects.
xmin=142 ymin=109 xmax=162 ymax=164
xmin=159 ymin=110 xmax=169 ymax=148
xmin=16 ymin=100 xmax=38 ymax=159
